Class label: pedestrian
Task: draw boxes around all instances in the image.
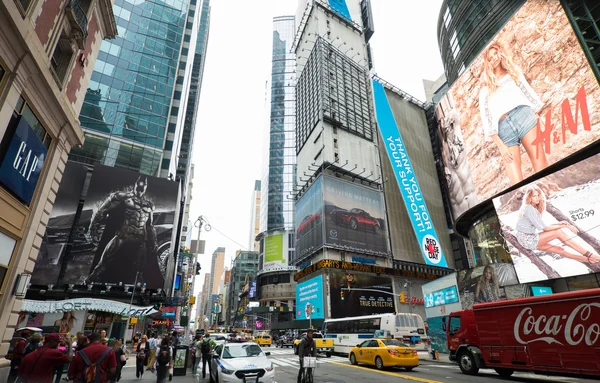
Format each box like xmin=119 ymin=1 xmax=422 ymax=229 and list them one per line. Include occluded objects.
xmin=109 ymin=339 xmax=126 ymax=382
xmin=8 ymin=330 xmax=31 ymax=383
xmin=146 ymin=333 xmax=158 ymax=373
xmin=199 ymin=334 xmax=216 ymax=379
xmin=155 ymin=337 xmax=173 ymax=383
xmin=18 ymin=333 xmax=72 ymax=383
xmin=23 ymin=333 xmax=43 ymax=357
xmin=53 ymin=337 xmax=70 ymax=383
xmin=76 ymin=335 xmax=90 ymax=352
xmin=297 ymin=329 xmax=317 ymax=383
xmin=71 ymin=332 xmax=83 ymax=349
xmin=135 ymin=335 xmax=149 ymax=379
xmin=67 ymin=332 xmax=116 ymax=383
xmin=191 ymin=335 xmax=201 ymax=375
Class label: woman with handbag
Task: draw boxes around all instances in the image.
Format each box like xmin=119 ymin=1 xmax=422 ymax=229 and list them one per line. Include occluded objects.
xmin=110 ymin=339 xmax=127 ymax=382
xmin=136 ymin=335 xmax=149 ymax=379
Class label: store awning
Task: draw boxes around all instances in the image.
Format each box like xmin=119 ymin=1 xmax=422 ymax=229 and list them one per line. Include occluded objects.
xmin=22 ymin=298 xmax=158 ymax=317
xmin=271 ymin=319 xmax=324 ymax=331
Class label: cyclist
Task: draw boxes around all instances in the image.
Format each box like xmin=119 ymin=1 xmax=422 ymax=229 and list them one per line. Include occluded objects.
xmin=297 ymin=329 xmax=317 ymax=383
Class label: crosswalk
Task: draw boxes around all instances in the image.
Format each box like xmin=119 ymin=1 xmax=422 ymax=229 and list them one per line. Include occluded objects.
xmin=269 ymin=356 xmax=349 ymax=369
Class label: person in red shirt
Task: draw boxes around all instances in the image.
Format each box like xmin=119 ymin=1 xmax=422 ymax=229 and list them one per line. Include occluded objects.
xmin=18 ymin=333 xmax=72 ymax=383
xmin=8 ymin=330 xmax=31 ymax=383
xmin=68 ymin=332 xmax=117 ymax=383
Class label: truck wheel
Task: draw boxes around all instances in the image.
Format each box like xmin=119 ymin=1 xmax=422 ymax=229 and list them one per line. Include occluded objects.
xmin=349 ymin=353 xmax=357 ymax=365
xmin=326 ymin=352 xmax=332 ymax=358
xmin=494 ymin=368 xmax=514 ymax=377
xmin=375 ymin=356 xmax=384 ymax=370
xmin=458 ymin=351 xmax=479 ymax=375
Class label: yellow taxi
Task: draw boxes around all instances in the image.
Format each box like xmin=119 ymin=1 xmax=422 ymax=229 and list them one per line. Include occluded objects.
xmin=253 ymin=334 xmax=272 ymax=347
xmin=349 ymin=338 xmax=418 ymax=371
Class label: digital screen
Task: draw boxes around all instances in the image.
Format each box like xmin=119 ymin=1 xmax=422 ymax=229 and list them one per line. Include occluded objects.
xmin=424 ymin=285 xmax=459 ymax=308
xmin=531 ymin=286 xmax=553 ymax=296
xmin=174 ymin=274 xmax=181 ymax=290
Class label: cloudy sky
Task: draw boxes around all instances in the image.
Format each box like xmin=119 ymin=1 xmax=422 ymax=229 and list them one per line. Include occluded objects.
xmin=188 ymin=0 xmax=444 ymax=302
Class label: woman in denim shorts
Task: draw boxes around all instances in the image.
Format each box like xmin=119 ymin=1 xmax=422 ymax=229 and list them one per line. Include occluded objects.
xmin=478 ymin=42 xmax=548 ymax=185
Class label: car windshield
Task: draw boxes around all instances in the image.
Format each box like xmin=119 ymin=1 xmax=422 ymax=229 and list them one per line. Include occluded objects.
xmin=381 ymin=339 xmax=408 ymax=347
xmin=223 ymin=344 xmax=263 ymax=359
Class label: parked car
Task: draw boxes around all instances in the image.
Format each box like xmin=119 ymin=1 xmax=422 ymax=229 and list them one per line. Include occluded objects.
xmin=349 ymin=339 xmax=418 ymax=371
xmin=330 ymin=208 xmax=381 ymax=234
xmin=210 ymin=342 xmax=274 ymax=383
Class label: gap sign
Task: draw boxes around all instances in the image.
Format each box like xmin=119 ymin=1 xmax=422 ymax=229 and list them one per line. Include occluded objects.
xmin=371 ymin=80 xmax=447 ymax=267
xmin=0 ymin=116 xmax=47 ymax=205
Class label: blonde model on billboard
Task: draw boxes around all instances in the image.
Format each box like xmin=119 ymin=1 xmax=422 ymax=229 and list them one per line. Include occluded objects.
xmin=474 ymin=265 xmax=500 ymax=303
xmin=515 ymin=185 xmax=600 ymax=264
xmin=479 ymin=42 xmax=548 ymax=185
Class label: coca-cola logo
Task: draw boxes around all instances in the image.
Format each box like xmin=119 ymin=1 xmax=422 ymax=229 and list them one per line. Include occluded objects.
xmin=514 ymin=303 xmax=600 ymax=346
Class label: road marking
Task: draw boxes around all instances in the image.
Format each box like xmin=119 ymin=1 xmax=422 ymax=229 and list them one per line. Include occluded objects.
xmin=271 ymin=358 xmax=295 ymax=367
xmin=329 ymin=361 xmax=444 ymax=383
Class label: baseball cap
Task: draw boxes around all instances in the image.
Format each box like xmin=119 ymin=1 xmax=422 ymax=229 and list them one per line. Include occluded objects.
xmin=306 ymin=329 xmax=314 ymax=333
xmin=45 ymin=333 xmax=61 ymax=343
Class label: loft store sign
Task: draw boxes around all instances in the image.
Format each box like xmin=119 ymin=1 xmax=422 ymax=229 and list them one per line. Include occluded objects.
xmin=22 ymin=298 xmax=158 ymax=317
xmin=0 ymin=116 xmax=47 ymax=205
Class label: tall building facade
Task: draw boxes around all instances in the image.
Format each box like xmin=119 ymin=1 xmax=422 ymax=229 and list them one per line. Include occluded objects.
xmin=0 ymin=0 xmax=117 ymax=370
xmin=198 ymin=272 xmax=211 ymax=328
xmin=209 ymin=247 xmax=225 ymax=294
xmin=69 ymin=0 xmax=199 ymax=176
xmin=228 ymin=251 xmax=259 ymax=328
xmin=255 ymin=16 xmax=298 ymax=327
xmin=249 ymin=180 xmax=261 ymax=251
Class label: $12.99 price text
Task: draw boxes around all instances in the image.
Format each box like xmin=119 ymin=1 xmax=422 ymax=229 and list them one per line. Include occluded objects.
xmin=569 ymin=209 xmax=594 ymax=222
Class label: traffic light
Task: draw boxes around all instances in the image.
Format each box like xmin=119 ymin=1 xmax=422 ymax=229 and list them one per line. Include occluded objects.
xmin=399 ymin=292 xmax=408 ymax=304
xmin=340 ymin=291 xmax=345 ymax=301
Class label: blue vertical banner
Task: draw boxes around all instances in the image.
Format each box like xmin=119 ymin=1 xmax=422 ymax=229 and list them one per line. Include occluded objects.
xmin=371 ymin=79 xmax=448 ymax=267
xmin=328 ymin=0 xmax=351 ymax=20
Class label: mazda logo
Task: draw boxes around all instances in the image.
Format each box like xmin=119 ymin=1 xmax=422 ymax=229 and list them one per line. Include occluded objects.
xmin=330 ymin=230 xmax=338 ymax=238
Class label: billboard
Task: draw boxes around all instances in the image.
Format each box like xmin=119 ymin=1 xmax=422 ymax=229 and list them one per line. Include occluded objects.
xmin=435 ymin=0 xmax=600 ymax=218
xmin=323 ymin=176 xmax=388 ymax=255
xmin=263 ymin=234 xmax=285 ymax=271
xmin=32 ymin=162 xmax=88 ymax=286
xmin=372 ymin=80 xmax=447 ymax=267
xmin=457 ymin=263 xmax=522 ymax=309
xmin=295 ymin=275 xmax=324 ymax=320
xmin=295 ymin=177 xmax=324 ymax=259
xmin=493 ymin=153 xmax=600 ymax=284
xmin=421 ymin=274 xmax=462 ymax=354
xmin=32 ymin=164 xmax=179 ymax=290
xmin=328 ymin=269 xmax=394 ymax=318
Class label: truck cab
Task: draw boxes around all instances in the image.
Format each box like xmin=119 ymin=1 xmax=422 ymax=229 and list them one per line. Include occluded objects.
xmin=444 ymin=310 xmax=480 ymax=364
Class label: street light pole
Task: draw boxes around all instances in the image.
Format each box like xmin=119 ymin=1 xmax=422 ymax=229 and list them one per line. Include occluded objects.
xmin=126 ymin=271 xmax=140 ymax=344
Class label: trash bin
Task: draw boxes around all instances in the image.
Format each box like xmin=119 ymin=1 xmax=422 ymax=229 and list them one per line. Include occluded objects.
xmin=173 ymin=345 xmax=189 ymax=376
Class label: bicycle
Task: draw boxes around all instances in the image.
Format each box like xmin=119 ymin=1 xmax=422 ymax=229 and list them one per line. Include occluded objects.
xmin=301 ymin=357 xmax=316 ymax=383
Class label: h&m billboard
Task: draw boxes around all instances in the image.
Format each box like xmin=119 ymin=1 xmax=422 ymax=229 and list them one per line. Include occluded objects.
xmin=493 ymin=152 xmax=600 ymax=284
xmin=435 ymin=0 xmax=600 ymax=219
xmin=295 ymin=175 xmax=389 ymax=260
xmin=32 ymin=163 xmax=180 ymax=290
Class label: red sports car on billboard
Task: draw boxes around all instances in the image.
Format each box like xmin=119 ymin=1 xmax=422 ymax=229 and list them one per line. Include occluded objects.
xmin=297 ymin=212 xmax=322 ymax=236
xmin=330 ymin=208 xmax=381 ymax=234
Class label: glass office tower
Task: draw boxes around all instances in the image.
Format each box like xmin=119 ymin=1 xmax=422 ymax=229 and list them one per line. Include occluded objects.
xmin=260 ymin=16 xmax=297 ymax=232
xmin=70 ymin=0 xmax=196 ymax=176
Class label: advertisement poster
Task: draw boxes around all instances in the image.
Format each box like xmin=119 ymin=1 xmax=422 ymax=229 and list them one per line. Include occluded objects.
xmin=59 ymin=164 xmax=179 ymax=289
xmin=457 ymin=263 xmax=521 ymax=309
xmin=436 ymin=0 xmax=600 ymax=218
xmin=323 ymin=176 xmax=389 ymax=255
xmin=328 ymin=270 xmax=394 ymax=318
xmin=493 ymin=153 xmax=600 ymax=283
xmin=263 ymin=234 xmax=285 ymax=271
xmin=295 ymin=177 xmax=324 ymax=260
xmin=295 ymin=275 xmax=324 ymax=320
xmin=421 ymin=274 xmax=462 ymax=354
xmin=32 ymin=161 xmax=88 ymax=286
xmin=372 ymin=80 xmax=447 ymax=267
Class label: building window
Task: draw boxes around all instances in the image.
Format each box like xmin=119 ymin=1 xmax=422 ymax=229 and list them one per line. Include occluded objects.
xmin=16 ymin=0 xmax=33 ymax=15
xmin=11 ymin=97 xmax=52 ymax=148
xmin=50 ymin=32 xmax=75 ymax=86
xmin=0 ymin=231 xmax=17 ymax=293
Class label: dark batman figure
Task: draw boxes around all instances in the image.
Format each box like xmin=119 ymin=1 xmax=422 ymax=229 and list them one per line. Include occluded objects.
xmin=86 ymin=176 xmax=159 ymax=285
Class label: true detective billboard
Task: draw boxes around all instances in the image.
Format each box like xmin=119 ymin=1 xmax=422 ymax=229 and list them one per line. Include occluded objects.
xmin=32 ymin=161 xmax=88 ymax=286
xmin=323 ymin=176 xmax=389 ymax=255
xmin=435 ymin=0 xmax=600 ymax=219
xmin=328 ymin=269 xmax=395 ymax=318
xmin=493 ymin=152 xmax=600 ymax=284
xmin=31 ymin=164 xmax=180 ymax=290
xmin=295 ymin=176 xmax=324 ymax=259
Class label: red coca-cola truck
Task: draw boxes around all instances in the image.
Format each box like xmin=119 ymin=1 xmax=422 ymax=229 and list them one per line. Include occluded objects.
xmin=444 ymin=288 xmax=600 ymax=378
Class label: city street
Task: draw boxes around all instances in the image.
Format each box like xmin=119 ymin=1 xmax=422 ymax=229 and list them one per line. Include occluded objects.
xmin=116 ymin=348 xmax=591 ymax=383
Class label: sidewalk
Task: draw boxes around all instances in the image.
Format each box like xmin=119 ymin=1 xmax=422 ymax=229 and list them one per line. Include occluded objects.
xmin=120 ymin=364 xmax=205 ymax=382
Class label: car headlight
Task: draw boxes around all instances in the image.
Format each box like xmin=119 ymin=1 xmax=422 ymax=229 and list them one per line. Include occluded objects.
xmin=221 ymin=367 xmax=234 ymax=375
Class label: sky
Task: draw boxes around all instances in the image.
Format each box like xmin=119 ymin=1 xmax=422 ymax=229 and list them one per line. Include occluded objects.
xmin=188 ymin=0 xmax=444 ymax=301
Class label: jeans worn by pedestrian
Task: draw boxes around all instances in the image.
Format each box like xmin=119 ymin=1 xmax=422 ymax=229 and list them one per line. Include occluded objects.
xmin=201 ymin=353 xmax=212 ymax=379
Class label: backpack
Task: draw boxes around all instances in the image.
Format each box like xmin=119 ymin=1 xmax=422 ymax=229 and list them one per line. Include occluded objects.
xmin=23 ymin=342 xmax=38 ymax=357
xmin=156 ymin=346 xmax=170 ymax=366
xmin=200 ymin=340 xmax=211 ymax=354
xmin=78 ymin=347 xmax=112 ymax=383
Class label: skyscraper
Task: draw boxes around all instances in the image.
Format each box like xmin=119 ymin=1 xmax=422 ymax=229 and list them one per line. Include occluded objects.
xmin=249 ymin=180 xmax=261 ymax=251
xmin=209 ymin=247 xmax=225 ymax=294
xmin=70 ymin=0 xmax=199 ymax=176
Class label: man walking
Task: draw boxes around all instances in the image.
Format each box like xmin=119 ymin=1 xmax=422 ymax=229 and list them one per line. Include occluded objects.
xmin=18 ymin=333 xmax=72 ymax=383
xmin=146 ymin=333 xmax=158 ymax=372
xmin=8 ymin=330 xmax=30 ymax=383
xmin=199 ymin=334 xmax=216 ymax=379
xmin=68 ymin=332 xmax=116 ymax=383
xmin=297 ymin=329 xmax=317 ymax=383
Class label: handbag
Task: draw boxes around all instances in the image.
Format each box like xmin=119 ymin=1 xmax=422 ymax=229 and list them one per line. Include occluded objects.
xmin=137 ymin=350 xmax=146 ymax=360
xmin=120 ymin=354 xmax=127 ymax=362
